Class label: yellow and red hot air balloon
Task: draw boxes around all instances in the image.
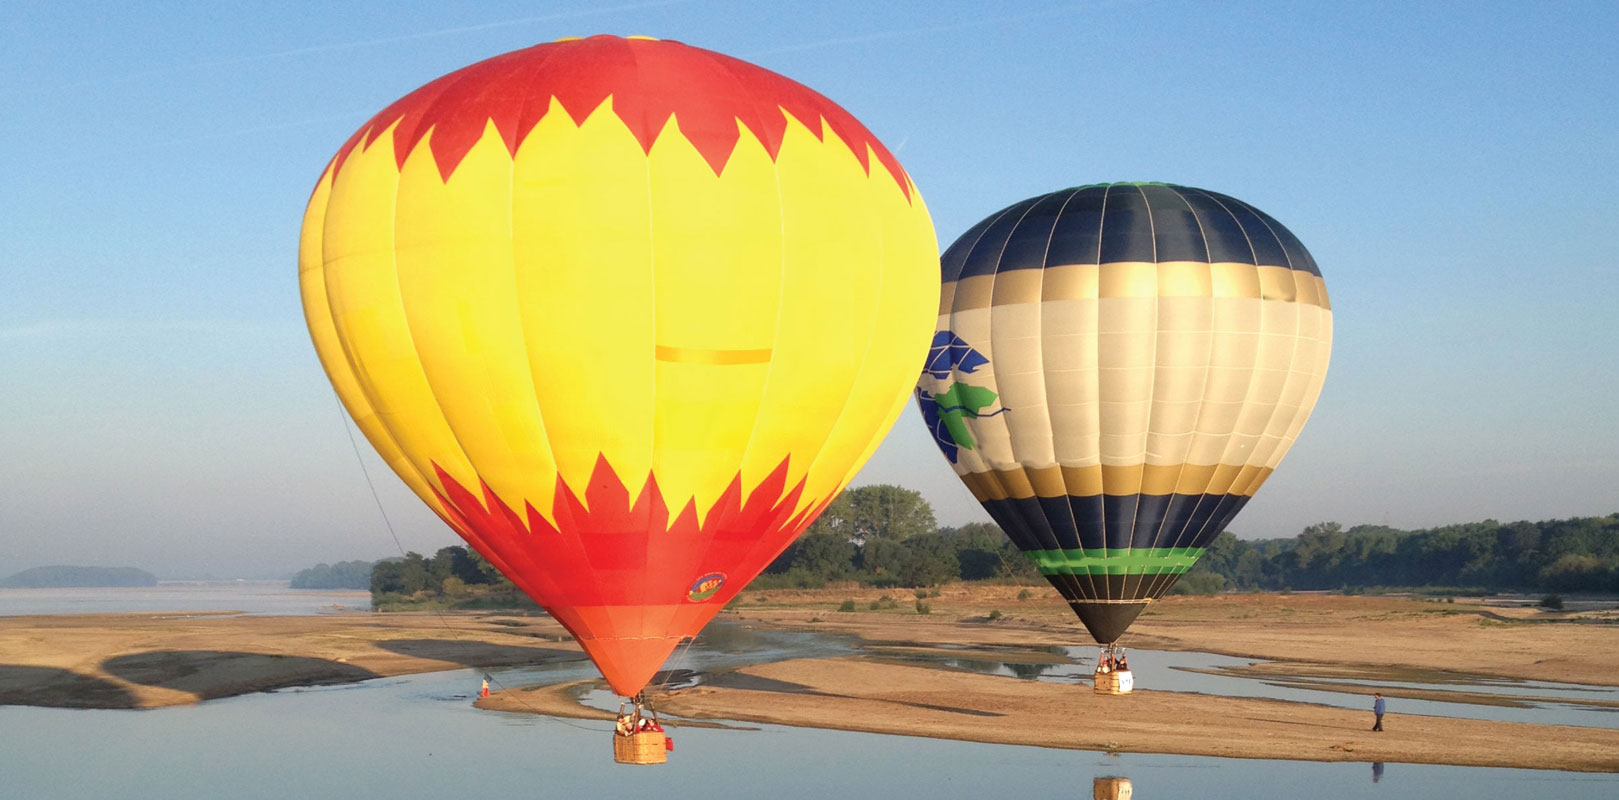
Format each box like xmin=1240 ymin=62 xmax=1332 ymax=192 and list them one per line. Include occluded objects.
xmin=299 ymin=35 xmax=937 ymax=699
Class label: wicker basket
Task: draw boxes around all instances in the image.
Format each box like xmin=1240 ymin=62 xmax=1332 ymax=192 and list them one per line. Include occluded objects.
xmin=1093 ymin=669 xmax=1134 ymax=695
xmin=613 ymin=731 xmax=668 ymax=765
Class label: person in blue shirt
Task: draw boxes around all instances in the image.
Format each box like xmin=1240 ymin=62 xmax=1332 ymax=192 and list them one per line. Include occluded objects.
xmin=1372 ymin=693 xmax=1386 ymax=731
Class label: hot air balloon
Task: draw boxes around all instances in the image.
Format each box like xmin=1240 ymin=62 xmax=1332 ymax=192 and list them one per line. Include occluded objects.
xmin=300 ymin=36 xmax=937 ymax=715
xmin=916 ymin=182 xmax=1331 ymax=653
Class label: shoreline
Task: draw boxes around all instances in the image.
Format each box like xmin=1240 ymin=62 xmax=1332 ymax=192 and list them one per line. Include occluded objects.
xmin=4 ymin=591 xmax=1619 ymax=772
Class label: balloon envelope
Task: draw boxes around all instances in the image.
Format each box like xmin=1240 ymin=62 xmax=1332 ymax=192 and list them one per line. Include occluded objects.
xmin=300 ymin=35 xmax=937 ymax=695
xmin=916 ymin=183 xmax=1331 ymax=642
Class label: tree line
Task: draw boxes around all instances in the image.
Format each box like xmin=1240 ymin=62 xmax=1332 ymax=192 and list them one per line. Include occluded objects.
xmin=286 ymin=485 xmax=1618 ymax=603
xmin=1188 ymin=514 xmax=1619 ymax=594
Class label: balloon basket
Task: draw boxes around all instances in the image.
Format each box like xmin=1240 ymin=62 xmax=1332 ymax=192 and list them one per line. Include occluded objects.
xmin=1093 ymin=777 xmax=1134 ymax=800
xmin=1094 ymin=669 xmax=1133 ymax=695
xmin=613 ymin=731 xmax=668 ymax=765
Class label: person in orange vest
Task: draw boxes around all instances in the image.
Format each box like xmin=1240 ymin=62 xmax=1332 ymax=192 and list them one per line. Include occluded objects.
xmin=480 ymin=677 xmax=490 ymax=698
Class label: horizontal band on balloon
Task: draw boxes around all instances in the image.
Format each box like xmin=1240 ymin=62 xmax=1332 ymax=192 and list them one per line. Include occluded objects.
xmin=981 ymin=492 xmax=1247 ymax=552
xmin=1050 ymin=574 xmax=1186 ymax=604
xmin=959 ymin=463 xmax=1274 ymax=501
xmin=654 ymin=345 xmax=773 ymax=365
xmin=1026 ymin=547 xmax=1203 ymax=574
xmin=937 ymin=263 xmax=1329 ymax=315
xmin=941 ymin=184 xmax=1319 ymax=280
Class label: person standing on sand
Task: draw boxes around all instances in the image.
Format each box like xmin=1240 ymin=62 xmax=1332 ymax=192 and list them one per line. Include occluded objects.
xmin=1372 ymin=693 xmax=1386 ymax=731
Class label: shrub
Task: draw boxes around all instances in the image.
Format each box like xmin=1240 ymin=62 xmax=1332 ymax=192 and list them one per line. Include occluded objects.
xmin=838 ymin=599 xmax=856 ymax=612
xmin=914 ymin=589 xmax=929 ymax=600
xmin=988 ymin=609 xmax=1003 ymax=620
xmin=915 ymin=600 xmax=931 ymax=615
xmin=1539 ymin=594 xmax=1565 ymax=610
xmin=1017 ymin=589 xmax=1033 ymax=601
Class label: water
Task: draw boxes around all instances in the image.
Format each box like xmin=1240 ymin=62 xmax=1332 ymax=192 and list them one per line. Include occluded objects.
xmin=4 ymin=585 xmax=1617 ymax=797
xmin=864 ymin=643 xmax=1619 ymax=729
xmin=2 ymin=668 xmax=1615 ymax=800
xmin=0 ymin=581 xmax=368 ymax=616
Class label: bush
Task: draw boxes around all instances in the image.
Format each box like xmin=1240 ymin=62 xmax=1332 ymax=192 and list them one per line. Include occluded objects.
xmin=915 ymin=599 xmax=931 ymax=615
xmin=838 ymin=599 xmax=856 ymax=612
xmin=987 ymin=609 xmax=1003 ymax=620
xmin=1539 ymin=594 xmax=1565 ymax=610
xmin=1017 ymin=589 xmax=1033 ymax=601
xmin=914 ymin=589 xmax=929 ymax=600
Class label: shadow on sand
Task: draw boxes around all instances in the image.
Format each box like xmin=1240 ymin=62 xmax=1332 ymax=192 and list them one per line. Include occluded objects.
xmin=101 ymin=650 xmax=380 ymax=699
xmin=370 ymin=638 xmax=582 ymax=669
xmin=0 ymin=664 xmax=139 ymax=709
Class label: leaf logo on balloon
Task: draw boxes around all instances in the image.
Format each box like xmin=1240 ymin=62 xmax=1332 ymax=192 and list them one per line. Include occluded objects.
xmin=916 ymin=331 xmax=1003 ymax=463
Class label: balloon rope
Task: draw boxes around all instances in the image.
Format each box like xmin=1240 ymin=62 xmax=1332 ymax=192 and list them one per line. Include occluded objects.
xmin=330 ymin=390 xmax=601 ymax=732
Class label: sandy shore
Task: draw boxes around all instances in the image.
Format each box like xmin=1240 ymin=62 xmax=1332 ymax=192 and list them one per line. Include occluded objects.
xmin=650 ymin=657 xmax=1619 ymax=772
xmin=5 ymin=590 xmax=1618 ymax=771
xmin=0 ymin=611 xmax=584 ymax=708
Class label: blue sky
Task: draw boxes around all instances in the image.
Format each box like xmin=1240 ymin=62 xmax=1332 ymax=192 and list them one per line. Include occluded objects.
xmin=3 ymin=1 xmax=1615 ymax=578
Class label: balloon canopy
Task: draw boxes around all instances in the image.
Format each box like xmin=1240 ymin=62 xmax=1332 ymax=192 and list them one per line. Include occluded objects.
xmin=300 ymin=35 xmax=937 ymax=696
xmin=916 ymin=183 xmax=1331 ymax=643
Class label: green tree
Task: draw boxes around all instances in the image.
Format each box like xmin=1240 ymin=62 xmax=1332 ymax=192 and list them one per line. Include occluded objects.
xmin=809 ymin=485 xmax=936 ymax=543
xmin=898 ymin=535 xmax=960 ymax=587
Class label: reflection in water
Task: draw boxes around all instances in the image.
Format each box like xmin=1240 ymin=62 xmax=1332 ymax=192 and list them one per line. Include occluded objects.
xmin=1007 ymin=661 xmax=1055 ymax=679
xmin=1094 ymin=776 xmax=1134 ymax=799
xmin=1372 ymin=762 xmax=1384 ymax=783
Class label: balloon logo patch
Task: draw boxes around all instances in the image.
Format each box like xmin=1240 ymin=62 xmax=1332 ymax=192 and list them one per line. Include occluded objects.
xmin=915 ymin=331 xmax=1001 ymax=462
xmin=687 ymin=573 xmax=727 ymax=602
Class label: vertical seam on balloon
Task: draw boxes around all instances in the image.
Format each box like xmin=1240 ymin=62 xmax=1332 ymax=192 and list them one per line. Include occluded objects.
xmin=788 ymin=132 xmax=891 ymax=571
xmin=1233 ymin=195 xmax=1312 ymax=495
xmin=1194 ymin=189 xmax=1271 ymax=550
xmin=690 ymin=62 xmax=791 ymax=600
xmin=990 ymin=199 xmax=1067 ymax=588
xmin=1094 ymin=184 xmax=1112 ymax=603
xmin=1041 ymin=188 xmax=1096 ymax=608
xmin=1002 ymin=193 xmax=1076 ymax=608
xmin=317 ymin=158 xmax=465 ymax=526
xmin=1143 ymin=186 xmax=1219 ymax=601
xmin=634 ymin=39 xmax=657 ymax=649
xmin=1124 ymin=183 xmax=1157 ymax=602
xmin=503 ymin=111 xmax=573 ymax=621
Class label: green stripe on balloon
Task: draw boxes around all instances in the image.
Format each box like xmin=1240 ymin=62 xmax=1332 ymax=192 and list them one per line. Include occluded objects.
xmin=1024 ymin=547 xmax=1205 ymax=575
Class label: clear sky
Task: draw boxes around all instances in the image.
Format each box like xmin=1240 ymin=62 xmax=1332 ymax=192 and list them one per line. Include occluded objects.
xmin=3 ymin=1 xmax=1616 ymax=578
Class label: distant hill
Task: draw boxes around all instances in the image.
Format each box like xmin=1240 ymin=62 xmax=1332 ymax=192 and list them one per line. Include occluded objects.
xmin=1 ymin=566 xmax=159 ymax=588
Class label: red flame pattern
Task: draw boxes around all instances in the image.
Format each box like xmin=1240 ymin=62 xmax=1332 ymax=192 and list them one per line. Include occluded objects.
xmin=328 ymin=35 xmax=911 ymax=199
xmin=427 ymin=454 xmax=828 ymax=695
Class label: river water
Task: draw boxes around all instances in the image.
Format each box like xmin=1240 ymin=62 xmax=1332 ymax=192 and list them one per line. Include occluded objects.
xmin=2 ymin=584 xmax=1616 ymax=799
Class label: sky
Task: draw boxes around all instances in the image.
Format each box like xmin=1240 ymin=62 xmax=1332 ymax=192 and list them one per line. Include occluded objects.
xmin=2 ymin=1 xmax=1616 ymax=579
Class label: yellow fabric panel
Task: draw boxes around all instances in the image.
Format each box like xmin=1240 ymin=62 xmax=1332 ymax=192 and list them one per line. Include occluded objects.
xmin=795 ymin=136 xmax=938 ymax=504
xmin=314 ymin=127 xmax=480 ymax=498
xmin=393 ymin=122 xmax=558 ymax=512
xmin=511 ymin=99 xmax=655 ymax=512
xmin=299 ymin=170 xmax=452 ymax=521
xmin=646 ymin=114 xmax=782 ymax=513
xmin=305 ymin=100 xmax=935 ymax=528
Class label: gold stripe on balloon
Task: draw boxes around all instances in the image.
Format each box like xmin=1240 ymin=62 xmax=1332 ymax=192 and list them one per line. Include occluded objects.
xmin=654 ymin=345 xmax=774 ymax=365
xmin=943 ymin=264 xmax=1330 ymax=311
xmin=958 ymin=464 xmax=1275 ymax=501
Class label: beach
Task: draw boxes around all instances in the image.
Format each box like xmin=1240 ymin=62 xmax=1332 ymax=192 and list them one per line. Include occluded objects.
xmin=5 ymin=589 xmax=1618 ymax=771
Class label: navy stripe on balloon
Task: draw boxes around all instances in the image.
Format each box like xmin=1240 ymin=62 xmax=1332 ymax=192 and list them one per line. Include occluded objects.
xmin=983 ymin=492 xmax=1251 ymax=552
xmin=939 ymin=183 xmax=1320 ymax=281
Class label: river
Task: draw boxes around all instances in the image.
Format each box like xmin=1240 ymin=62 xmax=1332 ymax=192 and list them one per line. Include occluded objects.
xmin=2 ymin=584 xmax=1616 ymax=798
